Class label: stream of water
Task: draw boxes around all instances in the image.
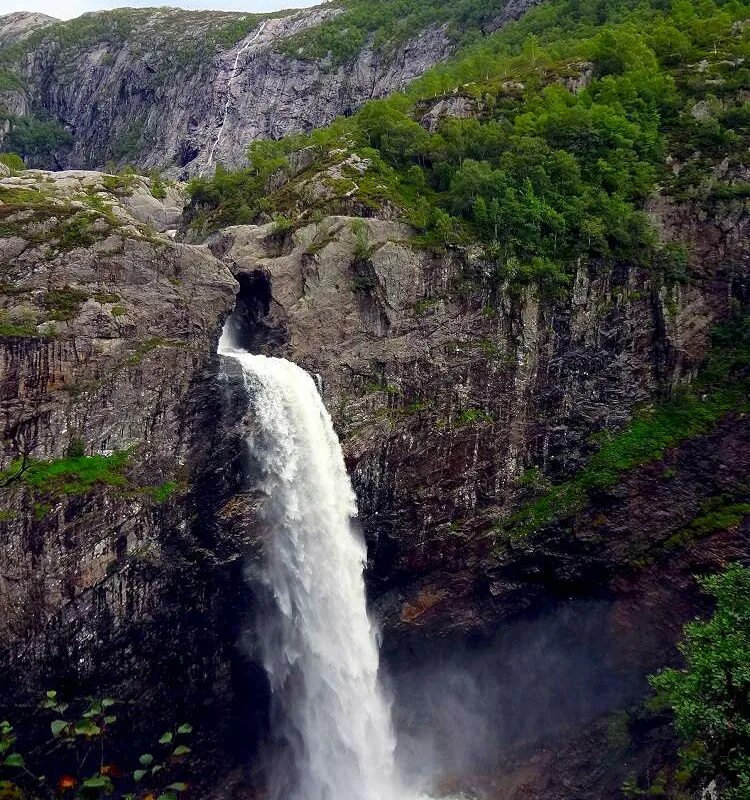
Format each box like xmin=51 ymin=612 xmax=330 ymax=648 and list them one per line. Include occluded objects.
xmin=219 ymin=325 xmax=402 ymax=800
xmin=203 ymin=21 xmax=267 ymax=174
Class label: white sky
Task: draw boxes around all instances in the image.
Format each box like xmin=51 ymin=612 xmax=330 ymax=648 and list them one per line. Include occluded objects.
xmin=1 ymin=0 xmax=319 ymax=21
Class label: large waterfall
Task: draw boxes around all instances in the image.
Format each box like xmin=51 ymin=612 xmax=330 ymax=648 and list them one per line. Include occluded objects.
xmin=218 ymin=327 xmax=401 ymax=800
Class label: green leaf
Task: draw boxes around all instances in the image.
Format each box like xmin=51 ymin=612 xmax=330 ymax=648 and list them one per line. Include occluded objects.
xmin=50 ymin=720 xmax=68 ymax=736
xmin=166 ymin=782 xmax=188 ymax=792
xmin=82 ymin=776 xmax=110 ymax=789
xmin=46 ymin=690 xmax=57 ymax=699
xmin=176 ymin=724 xmax=192 ymax=735
xmin=74 ymin=721 xmax=101 ymax=737
xmin=101 ymin=698 xmax=116 ymax=708
xmin=139 ymin=753 xmax=154 ymax=766
xmin=151 ymin=764 xmax=163 ymax=774
xmin=3 ymin=754 xmax=24 ymax=768
xmin=157 ymin=793 xmax=178 ymax=800
xmin=158 ymin=732 xmax=173 ymax=745
xmin=172 ymin=745 xmax=191 ymax=756
xmin=133 ymin=769 xmax=148 ymax=783
xmin=103 ymin=715 xmax=117 ymax=725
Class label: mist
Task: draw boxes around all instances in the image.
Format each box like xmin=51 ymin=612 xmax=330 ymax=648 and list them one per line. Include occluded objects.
xmin=385 ymin=601 xmax=646 ymax=793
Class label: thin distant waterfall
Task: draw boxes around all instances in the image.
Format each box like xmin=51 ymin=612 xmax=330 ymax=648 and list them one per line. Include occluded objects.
xmin=203 ymin=21 xmax=267 ymax=174
xmin=218 ymin=324 xmax=400 ymax=800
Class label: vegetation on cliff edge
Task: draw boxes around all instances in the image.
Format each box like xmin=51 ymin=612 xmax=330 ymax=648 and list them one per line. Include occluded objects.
xmin=189 ymin=0 xmax=750 ymax=296
xmin=496 ymin=312 xmax=750 ymax=539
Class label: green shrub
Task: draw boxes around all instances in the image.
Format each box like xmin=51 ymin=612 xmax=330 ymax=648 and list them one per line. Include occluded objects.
xmin=0 ymin=152 xmax=25 ymax=171
xmin=0 ymin=692 xmax=195 ymax=800
xmin=149 ymin=169 xmax=167 ymax=199
xmin=43 ymin=287 xmax=89 ymax=320
xmin=351 ymin=219 xmax=373 ymax=261
xmin=650 ymin=565 xmax=750 ymax=800
xmin=4 ymin=115 xmax=72 ymax=161
xmin=193 ymin=0 xmax=750 ymax=295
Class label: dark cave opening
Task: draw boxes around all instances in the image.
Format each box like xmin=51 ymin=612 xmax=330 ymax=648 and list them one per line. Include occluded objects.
xmin=223 ymin=270 xmax=286 ymax=355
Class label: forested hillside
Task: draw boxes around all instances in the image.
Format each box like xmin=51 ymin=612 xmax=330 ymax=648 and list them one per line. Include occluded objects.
xmin=190 ymin=0 xmax=749 ymax=294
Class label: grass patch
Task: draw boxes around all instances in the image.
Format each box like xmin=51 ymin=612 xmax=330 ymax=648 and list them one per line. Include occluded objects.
xmin=43 ymin=287 xmax=89 ymax=321
xmin=0 ymin=451 xmax=130 ymax=496
xmin=144 ymin=481 xmax=179 ymax=503
xmin=0 ymin=310 xmax=42 ymax=338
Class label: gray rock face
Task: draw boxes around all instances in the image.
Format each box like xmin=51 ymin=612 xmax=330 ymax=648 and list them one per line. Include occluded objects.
xmin=0 ymin=11 xmax=56 ymax=49
xmin=0 ymin=6 xmax=454 ymax=176
xmin=208 ymin=193 xmax=749 ymax=637
xmin=0 ymin=169 xmax=243 ymax=736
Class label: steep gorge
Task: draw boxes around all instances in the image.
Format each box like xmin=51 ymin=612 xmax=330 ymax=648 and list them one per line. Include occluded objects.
xmin=0 ymin=0 xmax=749 ymax=797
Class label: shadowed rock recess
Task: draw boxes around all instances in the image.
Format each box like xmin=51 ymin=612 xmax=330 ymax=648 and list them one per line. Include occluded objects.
xmin=1 ymin=0 xmax=749 ymax=797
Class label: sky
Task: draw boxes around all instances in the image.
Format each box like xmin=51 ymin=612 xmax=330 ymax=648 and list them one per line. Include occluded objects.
xmin=1 ymin=0 xmax=319 ymax=21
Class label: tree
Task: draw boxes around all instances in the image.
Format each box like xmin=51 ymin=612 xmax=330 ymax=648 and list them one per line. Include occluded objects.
xmin=5 ymin=116 xmax=72 ymax=162
xmin=650 ymin=565 xmax=750 ymax=800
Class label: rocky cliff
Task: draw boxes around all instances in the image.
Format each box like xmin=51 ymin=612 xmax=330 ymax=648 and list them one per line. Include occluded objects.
xmin=0 ymin=2 xmax=491 ymax=176
xmin=1 ymin=157 xmax=748 ymax=796
xmin=0 ymin=168 xmax=272 ymax=765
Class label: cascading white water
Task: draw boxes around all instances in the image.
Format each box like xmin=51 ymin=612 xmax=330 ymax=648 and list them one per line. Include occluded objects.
xmin=218 ymin=325 xmax=401 ymax=800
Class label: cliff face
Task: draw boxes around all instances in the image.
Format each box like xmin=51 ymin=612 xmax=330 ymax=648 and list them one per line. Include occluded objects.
xmin=202 ymin=192 xmax=749 ymax=795
xmin=0 ymin=122 xmax=748 ymax=800
xmin=0 ymin=7 xmax=456 ymax=176
xmin=0 ymin=169 xmax=265 ymax=759
xmin=207 ymin=189 xmax=748 ymax=632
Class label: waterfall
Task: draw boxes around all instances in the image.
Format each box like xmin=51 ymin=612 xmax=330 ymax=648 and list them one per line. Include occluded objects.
xmin=203 ymin=21 xmax=267 ymax=174
xmin=218 ymin=326 xmax=401 ymax=800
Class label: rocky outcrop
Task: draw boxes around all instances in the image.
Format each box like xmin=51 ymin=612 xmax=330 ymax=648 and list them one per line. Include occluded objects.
xmin=0 ymin=12 xmax=55 ymax=49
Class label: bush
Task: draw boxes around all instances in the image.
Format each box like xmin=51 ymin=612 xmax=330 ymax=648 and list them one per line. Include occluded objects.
xmin=650 ymin=565 xmax=750 ymax=799
xmin=0 ymin=152 xmax=25 ymax=171
xmin=4 ymin=115 xmax=72 ymax=161
xmin=0 ymin=692 xmax=195 ymax=800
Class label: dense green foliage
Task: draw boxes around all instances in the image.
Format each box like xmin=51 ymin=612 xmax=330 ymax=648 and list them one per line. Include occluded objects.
xmin=496 ymin=313 xmax=750 ymax=539
xmin=190 ymin=0 xmax=749 ymax=295
xmin=279 ymin=0 xmax=503 ymax=64
xmin=0 ymin=152 xmax=25 ymax=171
xmin=650 ymin=565 xmax=750 ymax=799
xmin=3 ymin=115 xmax=72 ymax=162
xmin=1 ymin=692 xmax=194 ymax=800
